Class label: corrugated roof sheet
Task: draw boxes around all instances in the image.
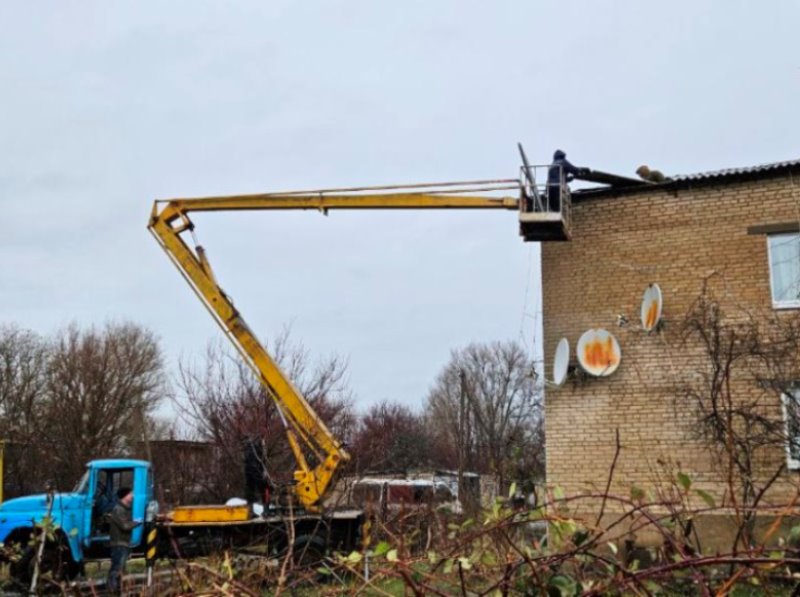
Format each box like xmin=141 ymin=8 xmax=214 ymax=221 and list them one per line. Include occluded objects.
xmin=673 ymin=159 xmax=800 ymax=182
xmin=574 ymin=158 xmax=800 ymax=200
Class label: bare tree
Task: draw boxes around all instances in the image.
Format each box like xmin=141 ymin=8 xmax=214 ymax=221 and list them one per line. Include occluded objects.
xmin=424 ymin=340 xmax=543 ymax=492
xmin=0 ymin=325 xmax=51 ymax=495
xmin=176 ymin=327 xmax=355 ymax=501
xmin=351 ymin=400 xmax=432 ymax=473
xmin=42 ymin=322 xmax=165 ymax=488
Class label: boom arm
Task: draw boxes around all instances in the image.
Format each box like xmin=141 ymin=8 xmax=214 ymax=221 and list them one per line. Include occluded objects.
xmin=148 ymin=181 xmax=519 ymax=509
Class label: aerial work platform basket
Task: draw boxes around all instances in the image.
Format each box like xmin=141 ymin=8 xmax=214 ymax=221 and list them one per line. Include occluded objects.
xmin=517 ymin=156 xmax=572 ymax=242
xmin=515 ymin=142 xmax=653 ymax=242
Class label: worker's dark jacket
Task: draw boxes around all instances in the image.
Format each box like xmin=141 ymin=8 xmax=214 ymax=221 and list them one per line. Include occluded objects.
xmin=106 ymin=502 xmax=139 ymax=548
xmin=547 ymin=151 xmax=582 ymax=186
xmin=547 ymin=150 xmax=583 ymax=211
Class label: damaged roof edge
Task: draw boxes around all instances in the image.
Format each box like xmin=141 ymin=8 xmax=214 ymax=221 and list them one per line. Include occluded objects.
xmin=573 ymin=158 xmax=800 ymax=201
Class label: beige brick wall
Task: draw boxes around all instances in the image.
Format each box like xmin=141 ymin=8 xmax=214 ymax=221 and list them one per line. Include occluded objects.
xmin=542 ymin=175 xmax=800 ymax=508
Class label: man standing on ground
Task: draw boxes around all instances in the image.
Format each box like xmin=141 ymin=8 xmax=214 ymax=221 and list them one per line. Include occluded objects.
xmin=106 ymin=487 xmax=141 ymax=594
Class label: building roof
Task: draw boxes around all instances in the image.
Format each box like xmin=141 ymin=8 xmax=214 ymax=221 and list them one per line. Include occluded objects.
xmin=672 ymin=158 xmax=800 ymax=182
xmin=574 ymin=157 xmax=800 ymax=201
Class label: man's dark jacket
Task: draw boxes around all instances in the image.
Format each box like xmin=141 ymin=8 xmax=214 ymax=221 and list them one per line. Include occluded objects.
xmin=547 ymin=150 xmax=582 ymax=186
xmin=106 ymin=502 xmax=139 ymax=547
xmin=546 ymin=150 xmax=584 ymax=211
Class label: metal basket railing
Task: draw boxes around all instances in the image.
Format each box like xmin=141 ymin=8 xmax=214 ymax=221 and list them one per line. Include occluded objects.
xmin=518 ymin=164 xmax=571 ymax=214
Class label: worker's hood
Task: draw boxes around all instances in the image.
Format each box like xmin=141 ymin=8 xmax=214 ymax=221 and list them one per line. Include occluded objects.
xmin=553 ymin=149 xmax=566 ymax=160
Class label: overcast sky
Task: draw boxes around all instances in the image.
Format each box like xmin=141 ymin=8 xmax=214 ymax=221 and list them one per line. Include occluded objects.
xmin=1 ymin=1 xmax=798 ymax=414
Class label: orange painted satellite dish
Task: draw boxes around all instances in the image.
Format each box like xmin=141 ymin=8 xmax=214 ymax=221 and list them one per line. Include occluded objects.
xmin=641 ymin=283 xmax=663 ymax=332
xmin=552 ymin=338 xmax=569 ymax=386
xmin=576 ymin=329 xmax=621 ymax=377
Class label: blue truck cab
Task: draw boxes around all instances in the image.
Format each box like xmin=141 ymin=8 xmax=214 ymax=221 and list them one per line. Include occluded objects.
xmin=0 ymin=459 xmax=153 ymax=580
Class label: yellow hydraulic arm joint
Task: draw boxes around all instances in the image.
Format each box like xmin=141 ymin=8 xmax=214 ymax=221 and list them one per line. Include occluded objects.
xmin=148 ymin=181 xmax=519 ymax=510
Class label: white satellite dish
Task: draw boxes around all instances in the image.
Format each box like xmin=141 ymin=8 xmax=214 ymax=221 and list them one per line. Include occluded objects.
xmin=641 ymin=283 xmax=663 ymax=332
xmin=552 ymin=338 xmax=570 ymax=386
xmin=576 ymin=329 xmax=621 ymax=377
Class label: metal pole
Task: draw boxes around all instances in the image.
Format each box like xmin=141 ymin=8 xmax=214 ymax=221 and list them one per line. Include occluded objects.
xmin=145 ymin=524 xmax=158 ymax=594
xmin=0 ymin=439 xmax=5 ymax=505
xmin=458 ymin=369 xmax=467 ymax=510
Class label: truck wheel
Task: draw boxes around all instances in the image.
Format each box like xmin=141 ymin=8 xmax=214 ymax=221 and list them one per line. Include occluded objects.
xmin=10 ymin=541 xmax=78 ymax=586
xmin=8 ymin=545 xmax=35 ymax=585
xmin=292 ymin=534 xmax=327 ymax=569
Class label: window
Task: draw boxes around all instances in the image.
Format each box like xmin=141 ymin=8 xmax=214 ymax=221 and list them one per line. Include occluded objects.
xmin=768 ymin=233 xmax=800 ymax=308
xmin=73 ymin=469 xmax=90 ymax=494
xmin=99 ymin=468 xmax=134 ymax=497
xmin=782 ymin=390 xmax=800 ymax=470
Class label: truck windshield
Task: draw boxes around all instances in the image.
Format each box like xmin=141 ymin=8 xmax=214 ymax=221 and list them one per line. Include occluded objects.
xmin=73 ymin=469 xmax=89 ymax=494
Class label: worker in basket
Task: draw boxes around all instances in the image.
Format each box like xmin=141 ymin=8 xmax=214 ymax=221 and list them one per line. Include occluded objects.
xmin=547 ymin=150 xmax=586 ymax=212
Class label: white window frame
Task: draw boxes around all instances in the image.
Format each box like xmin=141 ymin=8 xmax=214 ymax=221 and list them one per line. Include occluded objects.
xmin=781 ymin=390 xmax=800 ymax=470
xmin=767 ymin=233 xmax=800 ymax=310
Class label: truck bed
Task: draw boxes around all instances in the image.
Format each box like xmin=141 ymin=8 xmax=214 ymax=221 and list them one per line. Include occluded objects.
xmin=161 ymin=507 xmax=362 ymax=527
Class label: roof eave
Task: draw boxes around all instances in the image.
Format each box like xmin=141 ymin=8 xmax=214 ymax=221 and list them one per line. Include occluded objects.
xmin=572 ymin=162 xmax=800 ymax=202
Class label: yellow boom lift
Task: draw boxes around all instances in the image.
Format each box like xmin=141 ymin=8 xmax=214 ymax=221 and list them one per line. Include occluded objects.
xmin=148 ymin=146 xmax=563 ymax=511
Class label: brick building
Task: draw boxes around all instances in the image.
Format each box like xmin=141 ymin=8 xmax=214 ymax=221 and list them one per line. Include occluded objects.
xmin=539 ymin=159 xmax=800 ymax=542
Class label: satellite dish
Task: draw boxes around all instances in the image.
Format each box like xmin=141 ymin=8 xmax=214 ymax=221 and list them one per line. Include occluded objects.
xmin=641 ymin=283 xmax=663 ymax=332
xmin=576 ymin=329 xmax=621 ymax=377
xmin=552 ymin=338 xmax=570 ymax=386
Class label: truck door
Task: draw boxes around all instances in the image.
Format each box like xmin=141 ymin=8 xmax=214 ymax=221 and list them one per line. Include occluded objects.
xmin=130 ymin=465 xmax=148 ymax=547
xmin=88 ymin=467 xmax=135 ymax=544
